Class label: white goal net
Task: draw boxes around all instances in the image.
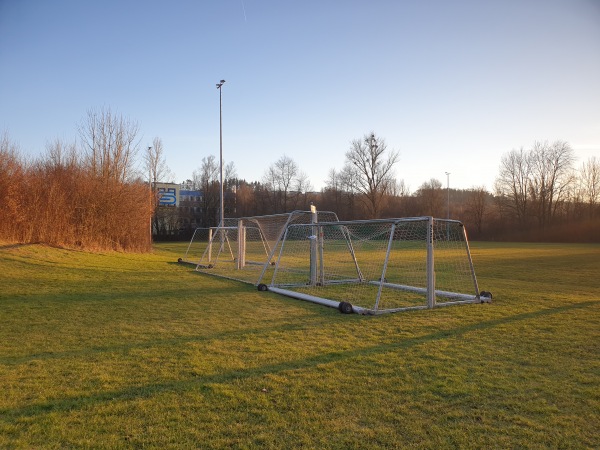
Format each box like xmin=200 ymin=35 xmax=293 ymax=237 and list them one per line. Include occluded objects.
xmin=180 ymin=209 xmax=340 ymax=285
xmin=260 ymin=216 xmax=489 ymax=314
xmin=179 ymin=212 xmax=490 ymax=314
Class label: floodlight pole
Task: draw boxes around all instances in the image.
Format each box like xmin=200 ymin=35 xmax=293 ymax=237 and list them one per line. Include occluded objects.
xmin=148 ymin=146 xmax=153 ymax=246
xmin=216 ymin=79 xmax=226 ymax=228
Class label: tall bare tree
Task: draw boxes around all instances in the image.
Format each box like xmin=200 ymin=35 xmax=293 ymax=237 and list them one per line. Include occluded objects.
xmin=340 ymin=162 xmax=363 ymax=219
xmin=78 ymin=107 xmax=140 ymax=183
xmin=223 ymin=161 xmax=238 ymax=216
xmin=465 ymin=186 xmax=489 ymax=235
xmin=262 ymin=155 xmax=301 ymax=212
xmin=494 ymin=141 xmax=576 ymax=229
xmin=528 ymin=140 xmax=575 ymax=228
xmin=224 ymin=161 xmax=237 ymax=182
xmin=494 ymin=147 xmax=531 ymax=227
xmin=144 ymin=137 xmax=175 ymax=236
xmin=344 ymin=132 xmax=399 ymax=218
xmin=145 ymin=137 xmax=174 ymax=185
xmin=415 ymin=178 xmax=443 ymax=216
xmin=194 ymin=155 xmax=220 ymax=226
xmin=77 ymin=108 xmax=151 ymax=250
xmin=322 ymin=168 xmax=345 ymax=215
xmin=294 ymin=170 xmax=314 ymax=210
xmin=579 ymin=156 xmax=600 ymax=218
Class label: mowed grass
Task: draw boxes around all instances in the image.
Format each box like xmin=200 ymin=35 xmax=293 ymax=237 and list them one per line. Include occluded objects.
xmin=0 ymin=241 xmax=598 ymax=449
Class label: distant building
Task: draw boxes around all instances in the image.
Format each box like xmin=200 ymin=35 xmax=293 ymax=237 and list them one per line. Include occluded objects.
xmin=152 ymin=183 xmax=198 ymax=238
xmin=151 ymin=182 xmax=236 ymax=239
xmin=178 ymin=189 xmax=203 ymax=235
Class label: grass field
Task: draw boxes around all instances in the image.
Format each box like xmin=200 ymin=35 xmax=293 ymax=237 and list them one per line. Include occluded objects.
xmin=0 ymin=241 xmax=598 ymax=449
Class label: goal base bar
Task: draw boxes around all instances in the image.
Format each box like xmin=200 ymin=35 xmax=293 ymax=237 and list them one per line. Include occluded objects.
xmin=368 ymin=281 xmax=481 ymax=302
xmin=266 ymin=286 xmax=368 ymax=314
xmin=265 ymin=286 xmax=490 ymax=315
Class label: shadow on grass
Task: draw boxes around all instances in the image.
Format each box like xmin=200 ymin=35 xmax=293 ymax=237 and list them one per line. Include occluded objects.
xmin=1 ymin=299 xmax=597 ymax=423
xmin=0 ymin=313 xmax=331 ymax=366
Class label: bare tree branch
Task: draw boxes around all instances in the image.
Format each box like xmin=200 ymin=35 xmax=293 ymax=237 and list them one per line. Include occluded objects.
xmin=344 ymin=132 xmax=399 ymax=218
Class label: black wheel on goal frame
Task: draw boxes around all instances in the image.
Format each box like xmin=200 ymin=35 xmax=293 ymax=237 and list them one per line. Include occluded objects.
xmin=479 ymin=291 xmax=493 ymax=301
xmin=257 ymin=284 xmax=268 ymax=292
xmin=338 ymin=301 xmax=354 ymax=314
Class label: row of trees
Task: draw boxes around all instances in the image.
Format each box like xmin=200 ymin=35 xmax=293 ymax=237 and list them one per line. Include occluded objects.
xmin=0 ymin=109 xmax=152 ymax=251
xmin=2 ymin=108 xmax=598 ymax=250
xmin=174 ymin=134 xmax=598 ymax=242
xmin=175 ymin=133 xmax=401 ymax=223
xmin=495 ymin=141 xmax=598 ymax=227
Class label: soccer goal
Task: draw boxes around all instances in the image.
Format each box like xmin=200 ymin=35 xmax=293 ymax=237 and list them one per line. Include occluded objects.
xmin=180 ymin=208 xmax=340 ymax=285
xmin=257 ymin=216 xmax=491 ymax=314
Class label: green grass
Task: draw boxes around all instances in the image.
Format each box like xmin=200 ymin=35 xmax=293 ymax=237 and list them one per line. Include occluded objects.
xmin=0 ymin=241 xmax=598 ymax=449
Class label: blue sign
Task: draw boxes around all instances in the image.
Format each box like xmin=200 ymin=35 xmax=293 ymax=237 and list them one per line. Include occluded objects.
xmin=158 ymin=188 xmax=177 ymax=206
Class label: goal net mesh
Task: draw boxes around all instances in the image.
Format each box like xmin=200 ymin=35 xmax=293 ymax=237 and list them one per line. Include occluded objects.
xmin=180 ymin=210 xmax=339 ymax=285
xmin=265 ymin=217 xmax=480 ymax=313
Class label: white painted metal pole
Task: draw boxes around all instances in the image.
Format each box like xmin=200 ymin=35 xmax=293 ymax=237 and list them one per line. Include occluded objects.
xmin=237 ymin=219 xmax=245 ymax=269
xmin=309 ymin=204 xmax=318 ymax=286
xmin=208 ymin=228 xmax=213 ymax=263
xmin=216 ymin=80 xmax=226 ymax=228
xmin=427 ymin=216 xmax=436 ymax=308
xmin=373 ymin=223 xmax=396 ymax=311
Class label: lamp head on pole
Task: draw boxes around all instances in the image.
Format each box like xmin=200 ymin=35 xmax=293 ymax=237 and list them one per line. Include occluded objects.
xmin=216 ymin=80 xmax=226 ymax=89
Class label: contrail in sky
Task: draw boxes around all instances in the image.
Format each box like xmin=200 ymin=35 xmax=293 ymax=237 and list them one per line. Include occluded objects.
xmin=241 ymin=0 xmax=247 ymax=22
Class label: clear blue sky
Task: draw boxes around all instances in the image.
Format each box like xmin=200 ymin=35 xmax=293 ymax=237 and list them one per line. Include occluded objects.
xmin=1 ymin=0 xmax=599 ymax=193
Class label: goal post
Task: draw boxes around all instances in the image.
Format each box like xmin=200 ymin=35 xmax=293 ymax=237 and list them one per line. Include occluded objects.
xmin=260 ymin=216 xmax=490 ymax=314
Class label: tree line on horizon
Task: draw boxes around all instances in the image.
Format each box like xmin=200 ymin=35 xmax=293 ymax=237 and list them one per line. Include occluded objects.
xmin=172 ymin=135 xmax=599 ymax=243
xmin=1 ymin=108 xmax=599 ymax=252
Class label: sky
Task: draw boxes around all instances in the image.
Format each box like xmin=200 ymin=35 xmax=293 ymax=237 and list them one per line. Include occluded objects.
xmin=1 ymin=0 xmax=599 ymax=193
